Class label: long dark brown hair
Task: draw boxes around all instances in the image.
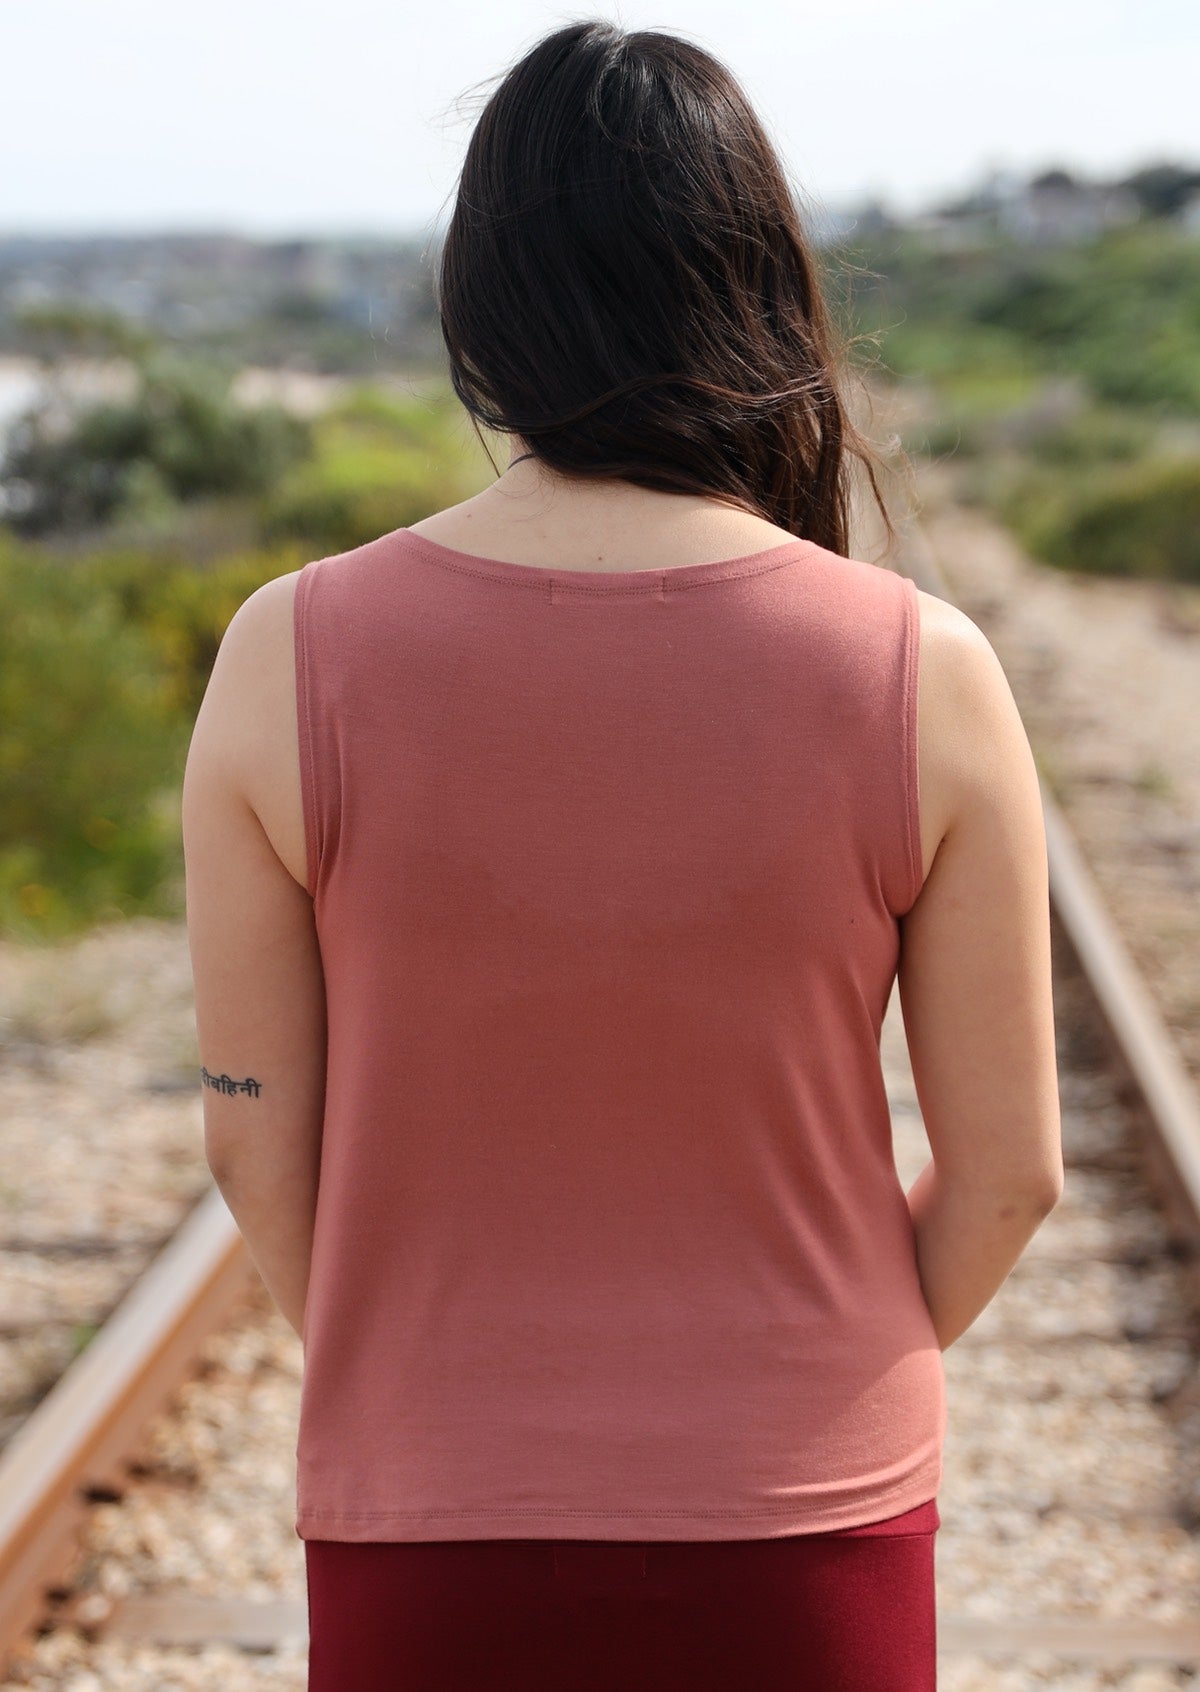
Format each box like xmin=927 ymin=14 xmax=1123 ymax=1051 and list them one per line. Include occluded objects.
xmin=435 ymin=20 xmax=904 ymax=559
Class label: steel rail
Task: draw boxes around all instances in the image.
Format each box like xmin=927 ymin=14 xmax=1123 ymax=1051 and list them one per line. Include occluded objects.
xmin=0 ymin=1187 xmax=254 ymax=1668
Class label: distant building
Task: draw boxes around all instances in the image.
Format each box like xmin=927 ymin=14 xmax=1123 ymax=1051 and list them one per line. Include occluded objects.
xmin=997 ymin=169 xmax=1141 ymax=244
xmin=891 ymin=168 xmax=1016 ymax=249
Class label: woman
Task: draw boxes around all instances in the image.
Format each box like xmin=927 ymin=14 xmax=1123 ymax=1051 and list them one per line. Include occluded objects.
xmin=182 ymin=20 xmax=1063 ymax=1690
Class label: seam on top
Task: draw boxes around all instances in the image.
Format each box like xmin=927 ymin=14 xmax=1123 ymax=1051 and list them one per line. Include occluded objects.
xmin=901 ymin=573 xmax=923 ymax=912
xmin=297 ymin=1498 xmax=926 ymax=1519
xmin=293 ymin=563 xmax=321 ymax=901
xmin=403 ymin=545 xmax=812 ymax=596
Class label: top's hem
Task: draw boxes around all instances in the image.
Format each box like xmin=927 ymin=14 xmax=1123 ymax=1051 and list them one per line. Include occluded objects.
xmin=295 ymin=1479 xmax=942 ymax=1544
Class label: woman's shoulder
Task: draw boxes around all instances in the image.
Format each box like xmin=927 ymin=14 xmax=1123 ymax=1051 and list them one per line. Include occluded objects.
xmin=912 ymin=587 xmax=1017 ymax=736
xmin=911 ymin=585 xmax=1036 ymax=878
xmin=189 ymin=570 xmax=309 ymax=885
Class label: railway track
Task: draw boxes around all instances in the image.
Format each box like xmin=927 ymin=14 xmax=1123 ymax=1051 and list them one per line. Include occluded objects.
xmin=3 ymin=518 xmax=1200 ymax=1689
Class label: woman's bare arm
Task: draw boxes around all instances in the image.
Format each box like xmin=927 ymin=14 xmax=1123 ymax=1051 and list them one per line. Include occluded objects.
xmin=182 ymin=574 xmax=325 ymax=1341
xmin=899 ymin=590 xmax=1065 ymax=1352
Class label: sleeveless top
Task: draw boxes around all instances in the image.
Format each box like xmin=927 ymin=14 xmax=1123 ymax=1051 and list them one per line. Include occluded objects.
xmin=292 ymin=525 xmax=946 ymax=1544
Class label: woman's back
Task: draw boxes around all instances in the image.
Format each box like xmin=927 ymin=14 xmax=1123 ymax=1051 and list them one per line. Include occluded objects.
xmin=289 ymin=492 xmax=946 ymax=1542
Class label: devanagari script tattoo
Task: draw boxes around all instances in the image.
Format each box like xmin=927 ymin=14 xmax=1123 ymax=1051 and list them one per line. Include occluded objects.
xmin=200 ymin=1066 xmax=263 ymax=1098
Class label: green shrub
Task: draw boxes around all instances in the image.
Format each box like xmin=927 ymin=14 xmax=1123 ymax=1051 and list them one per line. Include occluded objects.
xmin=1005 ymin=455 xmax=1200 ymax=581
xmin=1013 ymin=404 xmax=1157 ymax=466
xmin=2 ymin=352 xmax=312 ymax=537
xmin=879 ymin=320 xmax=1040 ymax=392
xmin=849 ymin=223 xmax=1200 ymax=420
xmin=69 ymin=542 xmax=307 ymax=718
xmin=0 ymin=529 xmax=317 ymax=939
xmin=885 ymin=341 xmax=1043 ymax=463
xmin=0 ymin=534 xmax=191 ymax=939
xmin=256 ymin=381 xmax=490 ymax=555
xmin=257 ymin=436 xmax=447 ymax=554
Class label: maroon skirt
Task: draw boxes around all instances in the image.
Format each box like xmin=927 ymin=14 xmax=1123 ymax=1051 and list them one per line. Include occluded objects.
xmin=304 ymin=1495 xmax=940 ymax=1690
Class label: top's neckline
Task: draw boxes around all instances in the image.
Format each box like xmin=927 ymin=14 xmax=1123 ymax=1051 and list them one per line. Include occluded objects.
xmin=392 ymin=527 xmax=823 ymax=592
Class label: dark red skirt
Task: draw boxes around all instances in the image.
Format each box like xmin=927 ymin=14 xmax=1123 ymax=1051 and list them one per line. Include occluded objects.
xmin=304 ymin=1496 xmax=940 ymax=1690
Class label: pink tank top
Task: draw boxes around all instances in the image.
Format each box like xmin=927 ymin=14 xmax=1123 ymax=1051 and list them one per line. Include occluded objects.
xmin=292 ymin=525 xmax=945 ymax=1543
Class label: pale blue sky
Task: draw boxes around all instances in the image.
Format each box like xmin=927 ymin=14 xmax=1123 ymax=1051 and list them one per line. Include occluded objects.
xmin=9 ymin=0 xmax=1197 ymax=238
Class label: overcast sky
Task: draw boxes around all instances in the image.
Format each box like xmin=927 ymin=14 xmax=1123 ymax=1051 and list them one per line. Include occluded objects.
xmin=8 ymin=0 xmax=1197 ymax=240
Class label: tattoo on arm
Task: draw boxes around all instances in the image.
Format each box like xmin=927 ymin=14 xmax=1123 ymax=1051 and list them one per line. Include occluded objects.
xmin=200 ymin=1066 xmax=263 ymax=1098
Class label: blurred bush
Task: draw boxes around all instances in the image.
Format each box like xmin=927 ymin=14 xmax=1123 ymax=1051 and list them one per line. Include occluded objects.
xmin=854 ymin=223 xmax=1200 ymax=418
xmin=931 ymin=389 xmax=1159 ymax=470
xmin=1003 ymin=402 xmax=1157 ymax=466
xmin=0 ymin=532 xmax=190 ymax=939
xmin=0 ymin=533 xmax=309 ymax=941
xmin=69 ymin=541 xmax=306 ymax=718
xmin=2 ymin=349 xmax=312 ymax=537
xmin=896 ymin=368 xmax=1045 ymax=461
xmin=256 ymin=381 xmax=479 ymax=554
xmin=996 ymin=454 xmax=1200 ymax=581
